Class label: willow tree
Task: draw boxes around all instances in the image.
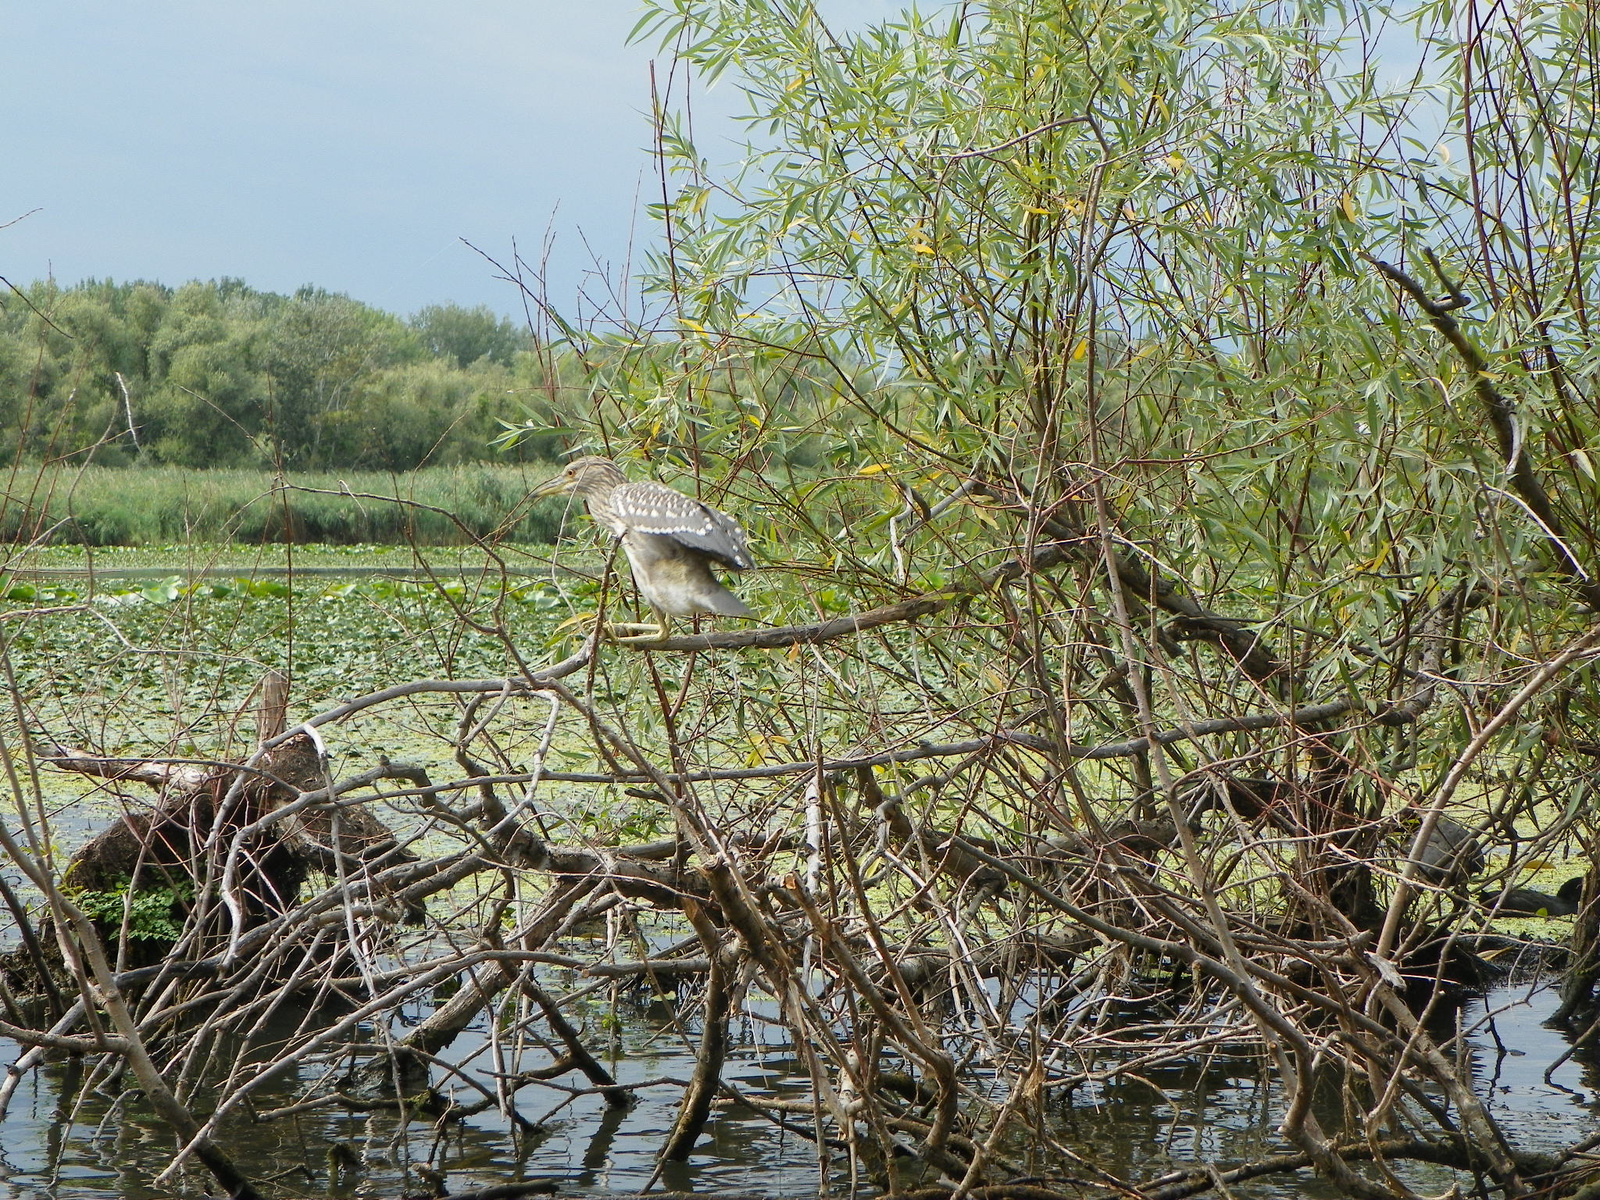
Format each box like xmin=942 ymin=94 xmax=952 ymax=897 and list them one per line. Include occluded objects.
xmin=514 ymin=0 xmax=1600 ymax=1191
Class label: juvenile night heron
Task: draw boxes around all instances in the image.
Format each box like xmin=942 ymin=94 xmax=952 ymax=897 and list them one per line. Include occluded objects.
xmin=530 ymin=456 xmax=755 ymax=643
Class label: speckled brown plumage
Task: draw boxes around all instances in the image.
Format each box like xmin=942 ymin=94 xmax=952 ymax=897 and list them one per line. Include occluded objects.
xmin=531 ymin=456 xmax=756 ymax=641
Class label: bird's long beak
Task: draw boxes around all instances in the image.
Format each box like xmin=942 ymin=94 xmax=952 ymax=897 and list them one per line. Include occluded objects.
xmin=528 ymin=475 xmax=569 ymax=500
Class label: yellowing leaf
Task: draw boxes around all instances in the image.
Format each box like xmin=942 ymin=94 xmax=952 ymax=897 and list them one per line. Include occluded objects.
xmin=1339 ymin=192 xmax=1359 ymax=221
xmin=1072 ymin=339 xmax=1089 ymax=361
xmin=859 ymin=463 xmax=892 ymax=476
xmin=911 ymin=242 xmax=936 ymax=255
xmin=1355 ymin=540 xmax=1391 ymax=572
xmin=1165 ymin=153 xmax=1186 ymax=171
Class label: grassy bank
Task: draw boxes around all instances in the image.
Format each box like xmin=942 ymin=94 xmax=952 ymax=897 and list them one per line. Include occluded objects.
xmin=0 ymin=463 xmax=568 ymax=546
xmin=9 ymin=542 xmax=552 ymax=573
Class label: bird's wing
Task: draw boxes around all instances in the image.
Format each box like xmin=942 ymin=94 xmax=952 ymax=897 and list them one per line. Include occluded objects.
xmin=615 ymin=481 xmax=755 ymax=570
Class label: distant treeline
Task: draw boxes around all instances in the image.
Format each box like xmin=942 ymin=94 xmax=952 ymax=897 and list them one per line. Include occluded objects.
xmin=0 ymin=277 xmax=585 ymax=470
xmin=0 ymin=464 xmax=572 ymax=546
xmin=0 ymin=276 xmax=883 ymax=546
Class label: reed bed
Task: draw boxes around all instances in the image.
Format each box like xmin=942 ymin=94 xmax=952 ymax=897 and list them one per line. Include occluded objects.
xmin=0 ymin=463 xmax=567 ymax=546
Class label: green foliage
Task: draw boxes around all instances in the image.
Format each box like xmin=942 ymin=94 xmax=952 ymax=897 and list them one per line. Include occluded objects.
xmin=68 ymin=878 xmax=193 ymax=942
xmin=455 ymin=0 xmax=1600 ymax=881
xmin=2 ymin=555 xmax=584 ymax=769
xmin=412 ymin=303 xmax=531 ymax=368
xmin=3 ymin=568 xmax=568 ymax=608
xmin=0 ymin=464 xmax=571 ymax=545
xmin=11 ymin=0 xmax=1600 ymax=841
xmin=611 ymin=0 xmax=1600 ymax=649
xmin=0 ymin=279 xmax=574 ymax=472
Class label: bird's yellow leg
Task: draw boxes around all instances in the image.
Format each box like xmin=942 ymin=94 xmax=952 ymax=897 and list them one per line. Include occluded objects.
xmin=558 ymin=611 xmax=669 ymax=645
xmin=608 ymin=616 xmax=672 ymax=645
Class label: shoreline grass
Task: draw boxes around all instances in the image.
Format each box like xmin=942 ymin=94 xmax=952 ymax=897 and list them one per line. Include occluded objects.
xmin=10 ymin=542 xmax=565 ymax=572
xmin=0 ymin=463 xmax=568 ymax=547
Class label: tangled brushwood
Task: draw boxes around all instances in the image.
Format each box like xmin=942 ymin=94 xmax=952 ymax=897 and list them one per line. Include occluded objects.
xmin=6 ymin=484 xmax=1600 ymax=1200
xmin=11 ymin=0 xmax=1600 ymax=1196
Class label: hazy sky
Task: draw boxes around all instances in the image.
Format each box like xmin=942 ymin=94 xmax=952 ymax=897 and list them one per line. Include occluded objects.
xmin=1 ymin=3 xmax=751 ymax=321
xmin=11 ymin=2 xmax=1409 ymax=330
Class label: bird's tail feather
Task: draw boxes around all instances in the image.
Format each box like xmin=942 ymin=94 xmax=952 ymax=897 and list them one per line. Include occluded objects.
xmin=704 ymin=593 xmax=754 ymax=617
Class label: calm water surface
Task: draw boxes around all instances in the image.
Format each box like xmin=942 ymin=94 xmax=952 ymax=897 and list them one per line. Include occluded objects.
xmin=0 ymin=979 xmax=1592 ymax=1199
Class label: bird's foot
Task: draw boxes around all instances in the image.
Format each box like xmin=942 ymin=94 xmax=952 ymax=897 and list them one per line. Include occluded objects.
xmin=560 ymin=614 xmax=674 ymax=646
xmin=606 ymin=621 xmax=671 ymax=645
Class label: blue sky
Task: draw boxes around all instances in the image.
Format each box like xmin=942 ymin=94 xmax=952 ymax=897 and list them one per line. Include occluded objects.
xmin=18 ymin=1 xmax=1414 ymax=331
xmin=1 ymin=3 xmax=745 ymax=321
